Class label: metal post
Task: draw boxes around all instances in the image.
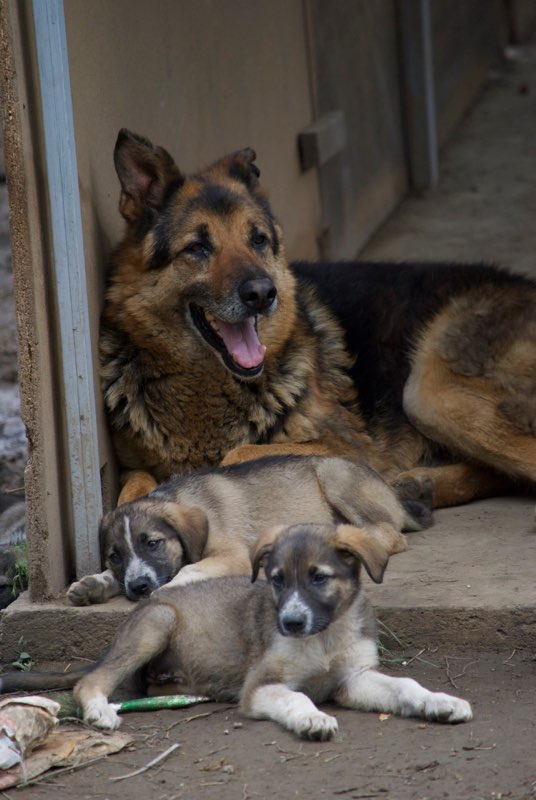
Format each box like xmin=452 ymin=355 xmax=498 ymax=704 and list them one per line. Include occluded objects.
xmin=32 ymin=0 xmax=102 ymax=576
xmin=398 ymin=0 xmax=439 ymax=190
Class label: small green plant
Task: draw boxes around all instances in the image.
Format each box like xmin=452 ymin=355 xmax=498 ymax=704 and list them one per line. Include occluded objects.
xmin=11 ymin=650 xmax=33 ymax=671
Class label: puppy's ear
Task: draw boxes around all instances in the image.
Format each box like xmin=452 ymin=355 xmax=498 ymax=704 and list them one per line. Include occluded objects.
xmin=114 ymin=128 xmax=184 ymax=223
xmin=334 ymin=523 xmax=406 ymax=584
xmin=250 ymin=525 xmax=287 ymax=582
xmin=159 ymin=502 xmax=209 ymax=564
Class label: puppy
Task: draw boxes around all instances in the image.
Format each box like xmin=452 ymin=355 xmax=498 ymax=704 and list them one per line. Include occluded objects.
xmin=67 ymin=455 xmax=431 ymax=605
xmin=21 ymin=523 xmax=470 ymax=739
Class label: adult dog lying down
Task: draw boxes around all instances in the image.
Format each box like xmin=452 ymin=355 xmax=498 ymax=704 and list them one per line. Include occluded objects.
xmin=2 ymin=524 xmax=471 ymax=740
xmin=103 ymin=129 xmax=536 ymax=509
xmin=67 ymin=455 xmax=430 ymax=605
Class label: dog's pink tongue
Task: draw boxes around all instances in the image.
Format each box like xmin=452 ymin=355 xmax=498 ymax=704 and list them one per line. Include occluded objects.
xmin=216 ymin=317 xmax=266 ymax=369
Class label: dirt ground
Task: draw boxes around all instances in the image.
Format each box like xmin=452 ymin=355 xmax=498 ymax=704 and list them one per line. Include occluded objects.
xmin=1 ymin=43 xmax=536 ymax=800
xmin=6 ymin=650 xmax=535 ymax=800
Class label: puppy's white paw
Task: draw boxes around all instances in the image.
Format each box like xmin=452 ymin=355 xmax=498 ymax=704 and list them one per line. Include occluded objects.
xmin=294 ymin=711 xmax=339 ymax=741
xmin=84 ymin=694 xmax=122 ymax=730
xmin=423 ymin=693 xmax=473 ymax=723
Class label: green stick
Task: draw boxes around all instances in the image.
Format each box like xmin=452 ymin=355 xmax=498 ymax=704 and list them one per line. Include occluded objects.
xmin=53 ymin=692 xmax=209 ymax=718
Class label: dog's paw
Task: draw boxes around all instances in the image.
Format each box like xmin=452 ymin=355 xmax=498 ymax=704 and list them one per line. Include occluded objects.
xmin=83 ymin=695 xmax=122 ymax=730
xmin=294 ymin=711 xmax=338 ymax=741
xmin=67 ymin=576 xmax=105 ymax=606
xmin=67 ymin=571 xmax=119 ymax=606
xmin=392 ymin=473 xmax=434 ymax=508
xmin=422 ymin=693 xmax=473 ymax=723
xmin=171 ymin=564 xmax=209 ymax=586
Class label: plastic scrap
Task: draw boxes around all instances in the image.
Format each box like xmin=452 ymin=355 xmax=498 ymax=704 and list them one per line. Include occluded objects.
xmin=0 ymin=696 xmax=60 ymax=771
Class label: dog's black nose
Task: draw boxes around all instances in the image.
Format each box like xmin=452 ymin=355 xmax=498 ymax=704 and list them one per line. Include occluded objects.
xmin=280 ymin=614 xmax=307 ymax=636
xmin=128 ymin=577 xmax=152 ymax=598
xmin=239 ymin=277 xmax=277 ymax=312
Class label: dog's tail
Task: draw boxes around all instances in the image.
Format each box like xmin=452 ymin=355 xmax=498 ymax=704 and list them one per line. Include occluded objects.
xmin=401 ymin=500 xmax=434 ymax=532
xmin=0 ymin=664 xmax=90 ymax=694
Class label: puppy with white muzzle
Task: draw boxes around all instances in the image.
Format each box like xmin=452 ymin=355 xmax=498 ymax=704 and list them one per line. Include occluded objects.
xmin=3 ymin=522 xmax=472 ymax=740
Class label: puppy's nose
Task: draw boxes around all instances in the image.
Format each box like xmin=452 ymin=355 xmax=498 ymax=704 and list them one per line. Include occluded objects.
xmin=279 ymin=613 xmax=307 ymax=636
xmin=128 ymin=576 xmax=152 ymax=598
xmin=238 ymin=277 xmax=277 ymax=312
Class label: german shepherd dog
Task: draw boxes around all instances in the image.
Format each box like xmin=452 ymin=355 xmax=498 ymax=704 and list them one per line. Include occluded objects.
xmin=102 ymin=129 xmax=536 ymax=511
xmin=67 ymin=455 xmax=430 ymax=605
xmin=1 ymin=524 xmax=472 ymax=739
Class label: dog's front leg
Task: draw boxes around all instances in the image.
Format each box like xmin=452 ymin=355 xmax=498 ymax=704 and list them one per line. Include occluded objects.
xmin=161 ymin=550 xmax=252 ymax=588
xmin=221 ymin=442 xmax=332 ymax=466
xmin=241 ymin=683 xmax=338 ymax=741
xmin=335 ymin=669 xmax=472 ymax=723
xmin=67 ymin=569 xmax=121 ymax=606
xmin=74 ymin=601 xmax=176 ymax=730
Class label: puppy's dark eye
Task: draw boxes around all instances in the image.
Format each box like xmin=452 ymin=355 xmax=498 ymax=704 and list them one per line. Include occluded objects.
xmin=146 ymin=539 xmax=162 ymax=551
xmin=108 ymin=551 xmax=121 ymax=565
xmin=270 ymin=572 xmax=284 ymax=589
xmin=311 ymin=572 xmax=330 ymax=586
xmin=251 ymin=232 xmax=268 ymax=249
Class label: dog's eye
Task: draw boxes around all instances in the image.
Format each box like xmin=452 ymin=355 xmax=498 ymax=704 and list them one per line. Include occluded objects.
xmin=146 ymin=539 xmax=162 ymax=550
xmin=251 ymin=232 xmax=268 ymax=250
xmin=311 ymin=572 xmax=330 ymax=586
xmin=183 ymin=241 xmax=210 ymax=258
xmin=270 ymin=572 xmax=284 ymax=588
xmin=108 ymin=551 xmax=122 ymax=565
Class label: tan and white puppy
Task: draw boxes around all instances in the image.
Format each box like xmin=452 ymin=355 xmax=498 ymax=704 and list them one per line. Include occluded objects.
xmin=67 ymin=455 xmax=431 ymax=605
xmin=65 ymin=523 xmax=471 ymax=738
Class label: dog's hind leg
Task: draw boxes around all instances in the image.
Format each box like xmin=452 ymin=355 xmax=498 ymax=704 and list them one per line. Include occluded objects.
xmin=335 ymin=669 xmax=472 ymax=723
xmin=393 ymin=462 xmax=514 ymax=509
xmin=241 ymin=683 xmax=338 ymax=740
xmin=315 ymin=457 xmax=430 ymax=533
xmin=74 ymin=601 xmax=176 ymax=730
xmin=401 ymin=300 xmax=536 ymax=506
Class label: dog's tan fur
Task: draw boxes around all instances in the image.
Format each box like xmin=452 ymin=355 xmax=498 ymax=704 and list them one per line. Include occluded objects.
xmin=2 ymin=524 xmax=472 ymax=738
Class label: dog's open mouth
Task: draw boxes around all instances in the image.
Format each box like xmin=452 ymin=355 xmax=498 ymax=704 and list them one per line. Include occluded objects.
xmin=190 ymin=304 xmax=267 ymax=378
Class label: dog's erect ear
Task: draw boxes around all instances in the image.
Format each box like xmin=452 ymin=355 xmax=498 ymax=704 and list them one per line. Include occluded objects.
xmin=250 ymin=525 xmax=287 ymax=582
xmin=221 ymin=148 xmax=260 ymax=190
xmin=159 ymin=502 xmax=209 ymax=564
xmin=114 ymin=129 xmax=184 ymax=223
xmin=333 ymin=523 xmax=406 ymax=584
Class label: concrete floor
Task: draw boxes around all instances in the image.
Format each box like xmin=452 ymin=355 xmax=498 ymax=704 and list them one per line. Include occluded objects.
xmin=1 ymin=50 xmax=536 ymax=662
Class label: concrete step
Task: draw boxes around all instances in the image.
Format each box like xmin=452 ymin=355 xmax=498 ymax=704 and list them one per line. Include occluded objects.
xmin=1 ymin=496 xmax=534 ymax=663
